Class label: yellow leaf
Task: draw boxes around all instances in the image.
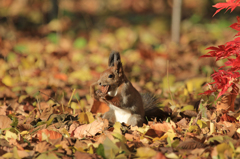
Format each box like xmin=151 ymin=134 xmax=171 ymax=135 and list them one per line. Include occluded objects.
xmin=103 ymin=137 xmax=119 ymax=158
xmin=20 ymin=131 xmax=29 ymax=136
xmin=112 ymin=132 xmax=126 ymax=143
xmin=2 ymin=152 xmax=13 ymax=158
xmin=78 ymin=112 xmax=88 ymax=124
xmin=197 ymin=120 xmax=207 ymax=128
xmin=137 ymin=125 xmax=150 ymax=134
xmin=5 ymin=130 xmax=17 ymax=141
xmin=136 ymin=147 xmax=157 ymax=158
xmin=13 ymin=146 xmax=21 ymax=159
xmin=181 ymin=105 xmax=194 ymax=112
xmin=113 ymin=122 xmax=122 ymax=134
xmin=165 ymin=152 xmax=179 ymax=159
xmin=86 ymin=112 xmax=95 ymax=123
xmin=2 ymin=75 xmax=13 ymax=87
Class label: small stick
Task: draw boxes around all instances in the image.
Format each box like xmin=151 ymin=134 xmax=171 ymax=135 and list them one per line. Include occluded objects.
xmin=167 ymin=60 xmax=175 ymax=106
xmin=39 ymin=91 xmax=61 ymax=105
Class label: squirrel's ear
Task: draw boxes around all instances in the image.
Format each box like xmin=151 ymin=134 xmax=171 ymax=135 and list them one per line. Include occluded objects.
xmin=108 ymin=51 xmax=121 ymax=67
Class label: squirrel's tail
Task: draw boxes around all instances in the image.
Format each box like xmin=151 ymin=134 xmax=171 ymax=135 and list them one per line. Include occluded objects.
xmin=141 ymin=93 xmax=170 ymax=122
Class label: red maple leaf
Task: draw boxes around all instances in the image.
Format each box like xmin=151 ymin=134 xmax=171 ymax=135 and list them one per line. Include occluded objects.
xmin=213 ymin=0 xmax=240 ymax=16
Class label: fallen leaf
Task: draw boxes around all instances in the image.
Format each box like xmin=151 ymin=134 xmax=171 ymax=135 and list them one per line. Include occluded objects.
xmin=150 ymin=122 xmax=174 ymax=133
xmin=176 ymin=118 xmax=189 ymax=129
xmin=180 ymin=110 xmax=197 ymax=118
xmin=0 ymin=115 xmax=12 ymax=129
xmin=90 ymin=98 xmax=109 ymax=114
xmin=153 ymin=152 xmax=167 ymax=159
xmin=35 ymin=141 xmax=52 ymax=153
xmin=220 ymin=113 xmax=237 ymax=122
xmin=54 ymin=73 xmax=68 ymax=81
xmin=177 ymin=138 xmax=205 ymax=149
xmin=136 ymin=147 xmax=157 ymax=158
xmin=217 ymin=84 xmax=239 ymax=112
xmin=217 ymin=121 xmax=236 ymax=137
xmin=0 ymin=104 xmax=8 ymax=115
xmin=74 ymin=118 xmax=109 ymax=139
xmin=37 ymin=129 xmax=62 ymax=142
xmin=74 ymin=151 xmax=99 ymax=159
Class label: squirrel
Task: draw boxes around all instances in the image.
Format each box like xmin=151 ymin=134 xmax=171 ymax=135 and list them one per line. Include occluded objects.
xmin=90 ymin=51 xmax=169 ymax=127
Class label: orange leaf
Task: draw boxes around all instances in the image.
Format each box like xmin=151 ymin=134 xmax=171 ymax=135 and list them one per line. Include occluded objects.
xmin=220 ymin=113 xmax=237 ymax=122
xmin=217 ymin=84 xmax=239 ymax=112
xmin=90 ymin=98 xmax=109 ymax=114
xmin=37 ymin=129 xmax=62 ymax=142
xmin=54 ymin=73 xmax=68 ymax=81
xmin=150 ymin=122 xmax=174 ymax=133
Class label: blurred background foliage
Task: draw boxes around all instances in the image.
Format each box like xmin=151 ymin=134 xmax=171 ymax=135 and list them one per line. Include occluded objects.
xmin=0 ymin=0 xmax=238 ymax=104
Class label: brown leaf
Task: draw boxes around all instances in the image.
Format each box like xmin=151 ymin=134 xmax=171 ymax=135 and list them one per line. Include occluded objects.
xmin=153 ymin=152 xmax=167 ymax=159
xmin=0 ymin=115 xmax=12 ymax=129
xmin=220 ymin=113 xmax=237 ymax=122
xmin=8 ymin=138 xmax=24 ymax=150
xmin=37 ymin=129 xmax=62 ymax=142
xmin=216 ymin=121 xmax=236 ymax=137
xmin=60 ymin=140 xmax=72 ymax=155
xmin=96 ymin=131 xmax=114 ymax=144
xmin=177 ymin=138 xmax=205 ymax=149
xmin=74 ymin=118 xmax=109 ymax=139
xmin=74 ymin=151 xmax=99 ymax=159
xmin=35 ymin=141 xmax=53 ymax=153
xmin=180 ymin=110 xmax=197 ymax=118
xmin=150 ymin=122 xmax=174 ymax=133
xmin=217 ymin=84 xmax=239 ymax=112
xmin=90 ymin=98 xmax=109 ymax=114
xmin=145 ymin=129 xmax=164 ymax=138
xmin=0 ymin=104 xmax=8 ymax=115
xmin=176 ymin=118 xmax=189 ymax=129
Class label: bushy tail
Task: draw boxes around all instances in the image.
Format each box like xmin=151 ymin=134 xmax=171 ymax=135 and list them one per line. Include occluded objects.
xmin=141 ymin=93 xmax=170 ymax=122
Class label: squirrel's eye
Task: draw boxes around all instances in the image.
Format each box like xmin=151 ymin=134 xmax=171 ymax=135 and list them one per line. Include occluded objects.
xmin=108 ymin=74 xmax=113 ymax=78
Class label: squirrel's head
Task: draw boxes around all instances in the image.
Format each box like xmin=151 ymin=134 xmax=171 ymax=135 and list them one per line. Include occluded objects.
xmin=97 ymin=51 xmax=124 ymax=95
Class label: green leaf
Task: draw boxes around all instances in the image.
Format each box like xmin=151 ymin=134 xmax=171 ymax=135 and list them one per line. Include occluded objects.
xmin=73 ymin=37 xmax=87 ymax=49
xmin=207 ymin=136 xmax=223 ymax=144
xmin=103 ymin=137 xmax=119 ymax=158
xmin=96 ymin=144 xmax=106 ymax=159
xmin=14 ymin=44 xmax=28 ymax=54
xmin=8 ymin=115 xmax=18 ymax=128
xmin=47 ymin=33 xmax=59 ymax=44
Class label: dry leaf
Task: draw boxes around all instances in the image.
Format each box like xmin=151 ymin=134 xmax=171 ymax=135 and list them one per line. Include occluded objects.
xmin=153 ymin=152 xmax=167 ymax=159
xmin=180 ymin=110 xmax=197 ymax=118
xmin=0 ymin=115 xmax=12 ymax=129
xmin=217 ymin=84 xmax=239 ymax=112
xmin=177 ymin=138 xmax=205 ymax=149
xmin=145 ymin=129 xmax=164 ymax=138
xmin=150 ymin=122 xmax=174 ymax=133
xmin=37 ymin=129 xmax=62 ymax=142
xmin=74 ymin=151 xmax=99 ymax=159
xmin=90 ymin=98 xmax=109 ymax=114
xmin=176 ymin=118 xmax=189 ymax=129
xmin=74 ymin=118 xmax=109 ymax=139
xmin=217 ymin=121 xmax=236 ymax=137
xmin=0 ymin=104 xmax=8 ymax=115
xmin=35 ymin=141 xmax=52 ymax=153
xmin=220 ymin=113 xmax=237 ymax=122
